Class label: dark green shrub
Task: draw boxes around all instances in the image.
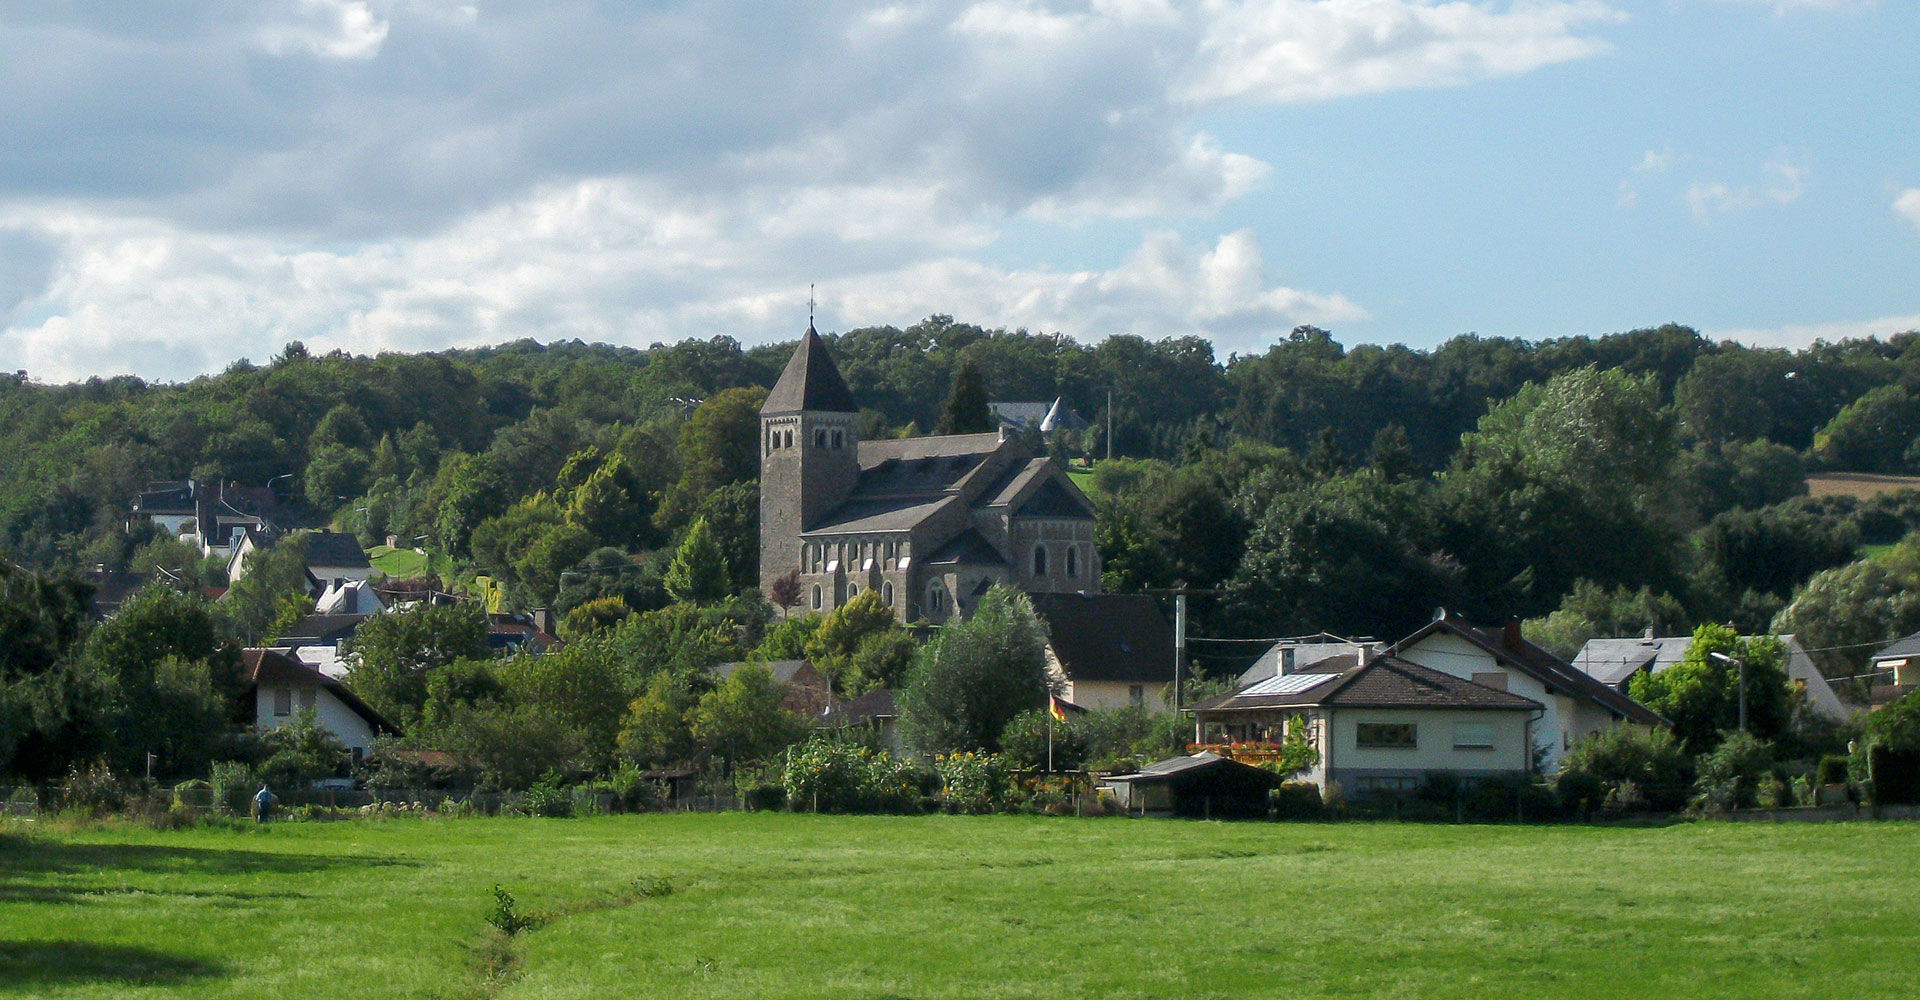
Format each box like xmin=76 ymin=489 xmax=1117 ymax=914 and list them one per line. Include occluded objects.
xmin=486 ymin=884 xmax=543 ymax=936
xmin=1270 ymin=782 xmax=1324 ymax=820
xmin=1692 ymin=730 xmax=1774 ymax=812
xmin=1817 ymin=755 xmax=1850 ymax=786
xmin=743 ymin=784 xmax=786 ymax=811
xmin=1557 ymin=725 xmax=1691 ymax=813
xmin=1416 ymin=772 xmax=1462 ymax=804
xmin=523 ymin=772 xmax=573 ymax=818
xmin=59 ymin=761 xmax=130 ymax=814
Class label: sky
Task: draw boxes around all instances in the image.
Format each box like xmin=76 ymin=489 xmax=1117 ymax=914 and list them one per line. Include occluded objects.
xmin=0 ymin=0 xmax=1915 ymax=383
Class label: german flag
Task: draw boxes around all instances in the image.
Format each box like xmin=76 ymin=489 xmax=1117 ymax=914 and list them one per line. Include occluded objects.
xmin=1048 ymin=695 xmax=1066 ymax=723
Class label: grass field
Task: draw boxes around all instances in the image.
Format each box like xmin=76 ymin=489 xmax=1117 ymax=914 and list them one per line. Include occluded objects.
xmin=2 ymin=814 xmax=1915 ymax=999
xmin=1805 ymin=471 xmax=1920 ymax=499
xmin=367 ymin=545 xmax=429 ymax=580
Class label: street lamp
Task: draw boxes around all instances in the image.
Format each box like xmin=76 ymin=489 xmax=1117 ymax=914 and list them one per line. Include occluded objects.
xmin=1710 ymin=651 xmax=1747 ymax=733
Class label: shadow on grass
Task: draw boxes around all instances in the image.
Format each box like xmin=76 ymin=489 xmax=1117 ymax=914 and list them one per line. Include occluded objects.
xmin=0 ymin=940 xmax=223 ymax=988
xmin=0 ymin=835 xmax=415 ymax=879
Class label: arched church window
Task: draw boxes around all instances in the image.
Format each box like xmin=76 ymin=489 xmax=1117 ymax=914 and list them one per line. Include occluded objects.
xmin=883 ymin=582 xmax=894 ymax=605
xmin=784 ymin=429 xmax=793 ymax=448
xmin=815 ymin=429 xmax=827 ymax=448
xmin=1033 ymin=544 xmax=1048 ymax=577
xmin=812 ymin=585 xmax=823 ymax=610
xmin=1066 ymin=545 xmax=1078 ymax=578
xmin=832 ymin=429 xmax=844 ymax=450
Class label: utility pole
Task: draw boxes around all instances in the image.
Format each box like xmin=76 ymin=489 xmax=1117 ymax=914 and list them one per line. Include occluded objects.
xmin=1710 ymin=651 xmax=1749 ymax=733
xmin=1174 ymin=591 xmax=1187 ymax=716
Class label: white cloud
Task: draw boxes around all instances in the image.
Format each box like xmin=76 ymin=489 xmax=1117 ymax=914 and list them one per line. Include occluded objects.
xmin=1617 ymin=147 xmax=1677 ymax=207
xmin=1895 ymin=188 xmax=1920 ymax=231
xmin=1685 ymin=151 xmax=1807 ymax=220
xmin=0 ymin=1 xmax=1620 ymax=379
xmin=0 ymin=186 xmax=1359 ymax=382
xmin=1709 ymin=0 xmax=1874 ymax=13
xmin=1711 ymin=312 xmax=1920 ymax=350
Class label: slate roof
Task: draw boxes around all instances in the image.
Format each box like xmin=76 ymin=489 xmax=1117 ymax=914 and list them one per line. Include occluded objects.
xmin=1572 ymin=638 xmax=1663 ymax=687
xmin=819 ymin=687 xmax=899 ymax=728
xmin=1031 ymin=593 xmax=1174 ymax=684
xmin=1190 ymin=653 xmax=1543 ymax=714
xmin=762 ymin=326 xmax=858 ymax=414
xmin=240 ymin=648 xmax=397 ymax=734
xmin=1576 ymin=633 xmax=1852 ymax=720
xmin=856 ymin=432 xmax=1005 ymax=472
xmin=1394 ymin=616 xmax=1666 ymax=726
xmin=802 ymin=496 xmax=959 ymax=536
xmin=926 ymin=530 xmax=1006 ymax=566
xmin=989 ymin=401 xmax=1051 ymax=427
xmin=1875 ymin=631 xmax=1920 ymax=663
xmin=1014 ymin=478 xmax=1090 ymax=518
xmin=303 ymin=531 xmax=370 ymax=569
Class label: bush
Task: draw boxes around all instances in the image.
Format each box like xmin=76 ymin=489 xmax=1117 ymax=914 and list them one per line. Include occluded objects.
xmin=782 ymin=738 xmax=922 ymax=814
xmin=743 ymin=784 xmax=786 ymax=811
xmin=934 ymin=752 xmax=1013 ymax=814
xmin=523 ymin=771 xmax=573 ymax=818
xmin=1692 ymin=730 xmax=1775 ymax=812
xmin=1270 ymin=782 xmax=1324 ymax=820
xmin=1557 ymin=725 xmax=1691 ymax=813
xmin=1817 ymin=755 xmax=1850 ymax=786
xmin=208 ymin=760 xmax=255 ymax=815
xmin=999 ymin=709 xmax=1088 ymax=772
xmin=59 ymin=761 xmax=130 ymax=814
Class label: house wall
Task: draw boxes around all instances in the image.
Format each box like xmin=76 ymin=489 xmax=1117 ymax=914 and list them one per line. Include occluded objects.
xmin=253 ymin=685 xmax=378 ymax=752
xmin=1063 ymin=679 xmax=1169 ymax=713
xmin=1008 ymin=518 xmax=1098 ymax=594
xmin=1325 ymin=708 xmax=1530 ymax=788
xmin=308 ymin=565 xmax=372 ymax=590
xmin=1398 ymin=632 xmax=1567 ymax=769
xmin=147 ymin=513 xmax=196 ymax=536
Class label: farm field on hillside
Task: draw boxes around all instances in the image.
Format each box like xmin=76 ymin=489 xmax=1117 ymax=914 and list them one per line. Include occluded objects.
xmin=1 ymin=814 xmax=1914 ymax=1000
xmin=1805 ymin=472 xmax=1920 ymax=499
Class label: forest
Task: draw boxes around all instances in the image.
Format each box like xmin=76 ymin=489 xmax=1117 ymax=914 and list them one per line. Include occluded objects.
xmin=6 ymin=318 xmax=1920 ymax=654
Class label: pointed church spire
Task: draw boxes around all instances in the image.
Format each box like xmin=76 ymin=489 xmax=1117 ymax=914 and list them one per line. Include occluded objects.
xmin=763 ymin=323 xmax=858 ymax=414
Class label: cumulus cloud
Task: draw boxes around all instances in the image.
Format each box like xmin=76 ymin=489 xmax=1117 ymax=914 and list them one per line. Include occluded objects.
xmin=1711 ymin=311 xmax=1920 ymax=350
xmin=1709 ymin=0 xmax=1873 ymax=13
xmin=0 ymin=1 xmax=1619 ymax=379
xmin=1895 ymin=188 xmax=1920 ymax=231
xmin=1685 ymin=152 xmax=1807 ymax=221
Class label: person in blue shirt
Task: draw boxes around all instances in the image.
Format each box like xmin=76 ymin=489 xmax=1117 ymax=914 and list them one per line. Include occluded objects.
xmin=253 ymin=784 xmax=276 ymax=823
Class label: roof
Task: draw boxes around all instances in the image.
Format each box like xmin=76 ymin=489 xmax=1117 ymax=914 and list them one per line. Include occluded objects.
xmin=989 ymin=401 xmax=1051 ymax=427
xmin=302 ymin=531 xmax=370 ymax=569
xmin=1875 ymin=630 xmax=1920 ymax=662
xmin=1014 ymin=478 xmax=1090 ymax=519
xmin=762 ymin=326 xmax=857 ymax=414
xmin=1575 ymin=632 xmax=1853 ymax=720
xmin=819 ymin=687 xmax=899 ymax=728
xmin=239 ymin=648 xmax=397 ymax=734
xmin=711 ymin=659 xmax=822 ymax=686
xmin=1394 ymin=616 xmax=1666 ymax=726
xmin=1191 ymin=653 xmax=1542 ymax=714
xmin=1236 ymin=638 xmax=1381 ymax=687
xmin=274 ymin=613 xmax=371 ymax=645
xmin=925 ymin=530 xmax=1006 ymax=567
xmin=1031 ymin=593 xmax=1174 ymax=684
xmin=1102 ymin=752 xmax=1282 ymax=787
xmin=1571 ymin=638 xmax=1662 ymax=687
xmin=801 ymin=496 xmax=958 ymax=536
xmin=856 ymin=432 xmax=1005 ymax=472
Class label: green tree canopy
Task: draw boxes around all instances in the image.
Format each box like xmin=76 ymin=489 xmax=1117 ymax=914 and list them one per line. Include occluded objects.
xmin=1626 ymin=624 xmax=1792 ymax=752
xmin=900 ymin=586 xmax=1052 ymax=754
xmin=345 ymin=603 xmax=490 ymax=728
xmin=935 ymin=359 xmax=993 ymax=435
xmin=664 ymin=517 xmax=731 ymax=605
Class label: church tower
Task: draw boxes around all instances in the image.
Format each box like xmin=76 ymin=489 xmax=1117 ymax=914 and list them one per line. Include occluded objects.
xmin=759 ymin=324 xmax=860 ymax=593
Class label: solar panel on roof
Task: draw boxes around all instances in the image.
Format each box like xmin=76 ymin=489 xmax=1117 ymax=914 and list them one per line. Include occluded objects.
xmin=1241 ymin=672 xmax=1338 ymax=696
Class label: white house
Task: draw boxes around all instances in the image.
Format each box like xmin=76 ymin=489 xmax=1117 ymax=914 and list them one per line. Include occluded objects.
xmin=239 ymin=648 xmax=395 ymax=758
xmin=1188 ymin=649 xmax=1544 ymax=795
xmin=1573 ymin=630 xmax=1852 ymax=722
xmin=1390 ymin=613 xmax=1665 ymax=771
xmin=1031 ymin=593 xmax=1174 ymax=711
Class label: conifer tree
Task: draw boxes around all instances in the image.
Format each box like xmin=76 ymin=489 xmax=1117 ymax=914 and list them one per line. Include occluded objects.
xmin=663 ymin=517 xmax=730 ymax=605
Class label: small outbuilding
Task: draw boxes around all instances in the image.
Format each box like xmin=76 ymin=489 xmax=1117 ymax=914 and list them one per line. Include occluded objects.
xmin=1101 ymin=752 xmax=1281 ymax=819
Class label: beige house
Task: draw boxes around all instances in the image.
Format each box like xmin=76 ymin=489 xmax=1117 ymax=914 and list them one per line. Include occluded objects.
xmin=1391 ymin=613 xmax=1665 ymax=771
xmin=1188 ymin=650 xmax=1542 ymax=795
xmin=1033 ymin=593 xmax=1174 ymax=711
xmin=239 ymin=648 xmax=396 ymax=760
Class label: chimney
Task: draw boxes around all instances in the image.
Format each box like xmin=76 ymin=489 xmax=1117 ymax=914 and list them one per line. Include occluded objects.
xmin=1357 ymin=644 xmax=1371 ymax=667
xmin=1503 ymin=618 xmax=1523 ymax=651
xmin=1643 ymin=623 xmax=1656 ymax=642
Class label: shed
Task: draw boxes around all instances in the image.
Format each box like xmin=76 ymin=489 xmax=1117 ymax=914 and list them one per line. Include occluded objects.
xmin=1101 ymin=752 xmax=1281 ymax=819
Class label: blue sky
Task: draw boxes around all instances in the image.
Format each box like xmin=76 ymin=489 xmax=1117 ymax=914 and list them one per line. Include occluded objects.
xmin=0 ymin=0 xmax=1914 ymax=382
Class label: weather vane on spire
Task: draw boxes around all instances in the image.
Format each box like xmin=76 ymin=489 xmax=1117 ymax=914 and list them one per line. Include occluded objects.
xmin=809 ymin=283 xmax=815 ymax=328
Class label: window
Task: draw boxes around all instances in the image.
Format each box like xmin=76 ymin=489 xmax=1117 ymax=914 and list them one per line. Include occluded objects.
xmin=1066 ymin=546 xmax=1079 ymax=578
xmin=1032 ymin=545 xmax=1048 ymax=576
xmin=832 ymin=429 xmax=844 ymax=449
xmin=1355 ymin=723 xmax=1416 ymax=749
xmin=273 ymin=687 xmax=292 ymax=717
xmin=1453 ymin=722 xmax=1495 ymax=750
xmin=1470 ymin=672 xmax=1508 ymax=692
xmin=883 ymin=582 xmax=894 ymax=605
xmin=784 ymin=429 xmax=793 ymax=448
xmin=815 ymin=429 xmax=827 ymax=448
xmin=927 ymin=583 xmax=947 ymax=614
xmin=1129 ymin=684 xmax=1144 ymax=705
xmin=812 ymin=584 xmax=823 ymax=610
xmin=848 ymin=584 xmax=858 ymax=597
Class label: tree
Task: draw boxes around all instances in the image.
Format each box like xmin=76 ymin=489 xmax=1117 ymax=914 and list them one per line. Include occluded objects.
xmin=222 ymin=534 xmax=313 ymax=645
xmin=1522 ymin=581 xmax=1689 ymax=660
xmin=617 ymin=671 xmax=701 ymax=767
xmin=345 ymin=603 xmax=490 ymax=727
xmin=690 ymin=662 xmax=806 ymax=770
xmin=757 ymin=613 xmax=823 ymax=660
xmin=694 ymin=480 xmax=761 ymax=593
xmin=566 ymin=463 xmax=644 ymax=549
xmin=900 ymin=586 xmax=1052 ymax=754
xmin=79 ymin=587 xmax=243 ymax=779
xmin=935 ymin=359 xmax=993 ymax=435
xmin=501 ymin=640 xmax=628 ymax=767
xmin=1772 ymin=541 xmax=1920 ymax=685
xmin=767 ymin=570 xmax=803 ymax=618
xmin=259 ymin=708 xmax=349 ymax=787
xmin=1813 ymin=385 xmax=1920 ymax=472
xmin=664 ymin=517 xmax=730 ymax=605
xmin=657 ymin=386 xmax=767 ymax=531
xmin=1627 ymin=624 xmax=1792 ymax=752
xmin=559 ymin=596 xmax=632 ymax=642
xmin=804 ymin=591 xmax=901 ymax=692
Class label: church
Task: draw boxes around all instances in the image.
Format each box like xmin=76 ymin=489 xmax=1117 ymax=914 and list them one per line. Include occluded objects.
xmin=759 ymin=326 xmax=1101 ymax=623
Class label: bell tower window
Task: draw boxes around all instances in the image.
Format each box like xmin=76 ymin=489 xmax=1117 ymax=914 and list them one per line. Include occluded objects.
xmin=1032 ymin=544 xmax=1048 ymax=577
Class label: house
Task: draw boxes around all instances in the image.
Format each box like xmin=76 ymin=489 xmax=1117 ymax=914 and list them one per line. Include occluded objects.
xmin=1100 ymin=752 xmax=1281 ymax=818
xmin=1869 ymin=632 xmax=1920 ymax=708
xmin=1031 ymin=593 xmax=1175 ymax=711
xmin=486 ymin=614 xmax=562 ymax=656
xmin=128 ymin=479 xmax=277 ymax=560
xmin=1188 ymin=650 xmax=1543 ymax=795
xmin=239 ymin=648 xmax=396 ymax=759
xmin=989 ymin=397 xmax=1089 ymax=435
xmin=302 ymin=531 xmax=372 ymax=591
xmin=1390 ymin=612 xmax=1665 ymax=770
xmin=1236 ymin=635 xmax=1383 ymax=688
xmin=273 ymin=613 xmax=373 ymax=679
xmin=817 ymin=688 xmax=903 ymax=752
xmin=709 ymin=659 xmax=830 ymax=716
xmin=758 ymin=326 xmax=1100 ymax=623
xmin=315 ymin=579 xmax=387 ymax=616
xmin=1573 ymin=630 xmax=1851 ymax=721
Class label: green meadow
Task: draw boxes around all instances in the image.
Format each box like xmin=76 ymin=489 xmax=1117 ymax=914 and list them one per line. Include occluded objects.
xmin=1 ymin=814 xmax=1914 ymax=999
